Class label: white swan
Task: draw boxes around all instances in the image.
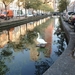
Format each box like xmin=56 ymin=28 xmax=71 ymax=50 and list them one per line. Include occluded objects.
xmin=37 ymin=32 xmax=47 ymax=45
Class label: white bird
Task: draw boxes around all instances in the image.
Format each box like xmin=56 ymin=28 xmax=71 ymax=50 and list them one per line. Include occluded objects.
xmin=37 ymin=32 xmax=47 ymax=45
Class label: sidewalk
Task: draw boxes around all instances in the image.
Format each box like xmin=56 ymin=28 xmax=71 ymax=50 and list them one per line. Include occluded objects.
xmin=0 ymin=16 xmax=25 ymax=23
xmin=43 ymin=17 xmax=75 ymax=75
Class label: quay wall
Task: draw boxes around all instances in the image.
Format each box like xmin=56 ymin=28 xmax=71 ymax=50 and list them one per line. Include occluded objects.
xmin=0 ymin=15 xmax=49 ymax=31
xmin=43 ymin=17 xmax=75 ymax=75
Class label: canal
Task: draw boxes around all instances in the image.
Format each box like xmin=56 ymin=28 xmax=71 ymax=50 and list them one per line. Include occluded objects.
xmin=0 ymin=16 xmax=67 ymax=75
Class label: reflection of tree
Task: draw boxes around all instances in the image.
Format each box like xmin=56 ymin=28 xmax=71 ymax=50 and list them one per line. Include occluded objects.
xmin=37 ymin=47 xmax=51 ymax=58
xmin=1 ymin=46 xmax=13 ymax=56
xmin=37 ymin=47 xmax=47 ymax=56
xmin=54 ymin=33 xmax=66 ymax=56
xmin=37 ymin=47 xmax=47 ymax=52
xmin=0 ymin=55 xmax=9 ymax=75
xmin=6 ymin=30 xmax=37 ymax=52
xmin=1 ymin=46 xmax=14 ymax=62
xmin=26 ymin=30 xmax=37 ymax=44
xmin=0 ymin=45 xmax=15 ymax=74
xmin=35 ymin=61 xmax=50 ymax=75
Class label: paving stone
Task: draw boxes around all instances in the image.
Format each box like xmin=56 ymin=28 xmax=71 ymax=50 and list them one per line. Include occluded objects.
xmin=43 ymin=17 xmax=75 ymax=75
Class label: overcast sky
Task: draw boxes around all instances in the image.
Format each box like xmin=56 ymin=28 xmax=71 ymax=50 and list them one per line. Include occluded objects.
xmin=71 ymin=0 xmax=75 ymax=2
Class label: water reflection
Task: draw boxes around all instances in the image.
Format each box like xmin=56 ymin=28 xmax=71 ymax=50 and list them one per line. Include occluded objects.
xmin=0 ymin=58 xmax=9 ymax=75
xmin=0 ymin=18 xmax=47 ymax=48
xmin=0 ymin=17 xmax=67 ymax=75
xmin=0 ymin=47 xmax=14 ymax=75
xmin=35 ymin=61 xmax=50 ymax=75
xmin=54 ymin=30 xmax=66 ymax=56
xmin=53 ymin=18 xmax=67 ymax=56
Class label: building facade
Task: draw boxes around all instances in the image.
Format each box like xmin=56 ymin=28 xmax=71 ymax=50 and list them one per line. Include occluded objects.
xmin=67 ymin=1 xmax=75 ymax=12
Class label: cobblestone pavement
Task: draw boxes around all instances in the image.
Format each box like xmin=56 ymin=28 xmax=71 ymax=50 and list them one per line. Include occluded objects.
xmin=43 ymin=17 xmax=75 ymax=75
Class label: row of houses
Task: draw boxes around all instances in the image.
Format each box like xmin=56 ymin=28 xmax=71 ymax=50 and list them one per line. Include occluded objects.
xmin=0 ymin=0 xmax=47 ymax=17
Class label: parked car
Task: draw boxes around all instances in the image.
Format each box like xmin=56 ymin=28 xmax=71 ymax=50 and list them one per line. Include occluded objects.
xmin=27 ymin=13 xmax=33 ymax=17
xmin=0 ymin=10 xmax=13 ymax=20
xmin=0 ymin=10 xmax=13 ymax=19
xmin=63 ymin=11 xmax=73 ymax=22
xmin=63 ymin=13 xmax=67 ymax=21
xmin=68 ymin=12 xmax=75 ymax=25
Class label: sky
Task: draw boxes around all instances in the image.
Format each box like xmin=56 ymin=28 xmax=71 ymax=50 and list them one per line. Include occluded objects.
xmin=71 ymin=0 xmax=75 ymax=2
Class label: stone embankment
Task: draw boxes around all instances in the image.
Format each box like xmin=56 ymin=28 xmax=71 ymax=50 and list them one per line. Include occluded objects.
xmin=0 ymin=15 xmax=49 ymax=31
xmin=43 ymin=17 xmax=75 ymax=75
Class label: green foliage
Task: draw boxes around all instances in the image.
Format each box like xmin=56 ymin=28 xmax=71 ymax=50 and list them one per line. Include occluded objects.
xmin=0 ymin=57 xmax=9 ymax=75
xmin=18 ymin=0 xmax=53 ymax=11
xmin=33 ymin=19 xmax=52 ymax=35
xmin=0 ymin=0 xmax=53 ymax=11
xmin=26 ymin=30 xmax=37 ymax=44
xmin=40 ymin=3 xmax=53 ymax=11
xmin=25 ymin=0 xmax=42 ymax=9
xmin=58 ymin=0 xmax=70 ymax=12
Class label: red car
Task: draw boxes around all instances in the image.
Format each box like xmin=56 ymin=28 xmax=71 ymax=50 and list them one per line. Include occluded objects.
xmin=0 ymin=10 xmax=13 ymax=20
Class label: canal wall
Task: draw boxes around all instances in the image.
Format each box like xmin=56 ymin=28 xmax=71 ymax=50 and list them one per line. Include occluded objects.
xmin=0 ymin=15 xmax=49 ymax=31
xmin=43 ymin=17 xmax=75 ymax=75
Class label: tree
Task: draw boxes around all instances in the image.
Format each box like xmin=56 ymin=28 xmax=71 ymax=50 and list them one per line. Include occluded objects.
xmin=30 ymin=0 xmax=42 ymax=10
xmin=21 ymin=0 xmax=42 ymax=10
xmin=39 ymin=3 xmax=53 ymax=12
xmin=58 ymin=0 xmax=70 ymax=12
xmin=15 ymin=0 xmax=53 ymax=12
xmin=1 ymin=0 xmax=14 ymax=10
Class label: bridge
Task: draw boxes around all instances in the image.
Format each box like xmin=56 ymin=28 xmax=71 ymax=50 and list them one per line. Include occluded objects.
xmin=51 ymin=12 xmax=60 ymax=16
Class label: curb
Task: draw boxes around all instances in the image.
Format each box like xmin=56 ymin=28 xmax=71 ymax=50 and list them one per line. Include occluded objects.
xmin=43 ymin=17 xmax=75 ymax=75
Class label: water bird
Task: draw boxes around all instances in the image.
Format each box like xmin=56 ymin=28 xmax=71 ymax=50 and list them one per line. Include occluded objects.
xmin=36 ymin=32 xmax=47 ymax=47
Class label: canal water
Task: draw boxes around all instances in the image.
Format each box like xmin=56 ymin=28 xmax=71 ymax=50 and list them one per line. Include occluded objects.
xmin=0 ymin=17 xmax=67 ymax=75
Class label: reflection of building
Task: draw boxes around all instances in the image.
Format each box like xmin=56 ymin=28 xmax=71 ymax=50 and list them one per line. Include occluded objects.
xmin=0 ymin=24 xmax=26 ymax=48
xmin=0 ymin=18 xmax=47 ymax=48
xmin=0 ymin=31 xmax=8 ymax=48
xmin=44 ymin=19 xmax=54 ymax=57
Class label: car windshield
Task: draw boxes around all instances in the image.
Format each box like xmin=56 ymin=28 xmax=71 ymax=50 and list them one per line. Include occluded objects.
xmin=68 ymin=12 xmax=73 ymax=15
xmin=2 ymin=11 xmax=6 ymax=14
xmin=72 ymin=13 xmax=75 ymax=15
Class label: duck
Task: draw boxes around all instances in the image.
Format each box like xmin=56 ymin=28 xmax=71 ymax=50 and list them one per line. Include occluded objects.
xmin=36 ymin=32 xmax=47 ymax=47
